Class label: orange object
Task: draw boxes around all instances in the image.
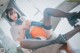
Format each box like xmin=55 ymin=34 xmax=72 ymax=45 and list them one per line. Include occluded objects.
xmin=30 ymin=26 xmax=47 ymax=39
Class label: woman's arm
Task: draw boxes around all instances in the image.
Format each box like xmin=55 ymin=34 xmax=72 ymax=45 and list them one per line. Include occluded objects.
xmin=16 ymin=27 xmax=26 ymax=42
xmin=10 ymin=26 xmax=20 ymax=41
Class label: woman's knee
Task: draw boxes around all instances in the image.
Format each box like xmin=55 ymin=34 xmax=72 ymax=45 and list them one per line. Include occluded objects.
xmin=44 ymin=8 xmax=55 ymax=13
xmin=44 ymin=8 xmax=56 ymax=16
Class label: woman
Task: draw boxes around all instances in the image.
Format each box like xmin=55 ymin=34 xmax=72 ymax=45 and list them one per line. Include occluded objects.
xmin=5 ymin=7 xmax=54 ymax=43
xmin=5 ymin=7 xmax=26 ymax=43
xmin=5 ymin=7 xmax=80 ymax=53
xmin=5 ymin=7 xmax=53 ymax=53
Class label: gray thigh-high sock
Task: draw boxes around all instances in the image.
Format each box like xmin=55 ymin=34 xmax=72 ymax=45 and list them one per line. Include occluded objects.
xmin=43 ymin=8 xmax=71 ymax=26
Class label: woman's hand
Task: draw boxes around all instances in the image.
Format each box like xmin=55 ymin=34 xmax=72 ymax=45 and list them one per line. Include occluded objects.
xmin=21 ymin=20 xmax=31 ymax=30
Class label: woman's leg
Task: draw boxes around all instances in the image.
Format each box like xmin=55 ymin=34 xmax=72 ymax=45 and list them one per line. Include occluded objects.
xmin=43 ymin=8 xmax=79 ymax=27
xmin=43 ymin=8 xmax=71 ymax=26
xmin=55 ymin=25 xmax=80 ymax=44
xmin=20 ymin=26 xmax=80 ymax=49
xmin=63 ymin=25 xmax=80 ymax=41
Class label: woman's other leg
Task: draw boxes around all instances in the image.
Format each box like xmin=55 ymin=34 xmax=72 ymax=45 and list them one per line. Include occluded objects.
xmin=20 ymin=26 xmax=80 ymax=49
xmin=43 ymin=8 xmax=71 ymax=26
xmin=63 ymin=25 xmax=80 ymax=41
xmin=43 ymin=8 xmax=80 ymax=27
